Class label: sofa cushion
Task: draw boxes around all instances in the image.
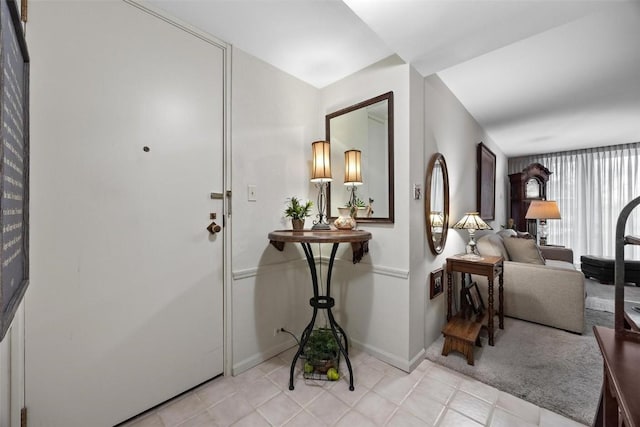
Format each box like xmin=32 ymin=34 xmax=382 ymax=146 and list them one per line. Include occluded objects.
xmin=516 ymin=231 xmax=534 ymax=239
xmin=545 ymin=259 xmax=577 ymax=271
xmin=477 ymin=233 xmax=510 ymax=260
xmin=503 ymin=237 xmax=545 ymax=265
xmin=497 ymin=229 xmax=517 ymax=239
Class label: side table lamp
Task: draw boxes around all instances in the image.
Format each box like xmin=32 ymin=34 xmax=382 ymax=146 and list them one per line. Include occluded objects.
xmin=453 ymin=212 xmax=492 ymax=258
xmin=310 ymin=140 xmax=332 ymax=230
xmin=525 ymin=200 xmax=561 ymax=245
xmin=430 ymin=211 xmax=444 ymax=242
xmin=344 ymin=149 xmax=363 ymax=214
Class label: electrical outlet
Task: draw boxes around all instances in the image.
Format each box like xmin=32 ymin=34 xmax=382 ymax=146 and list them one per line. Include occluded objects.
xmin=273 ymin=326 xmax=288 ymax=337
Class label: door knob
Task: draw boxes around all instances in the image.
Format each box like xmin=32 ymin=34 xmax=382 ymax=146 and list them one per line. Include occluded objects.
xmin=207 ymin=221 xmax=221 ymax=234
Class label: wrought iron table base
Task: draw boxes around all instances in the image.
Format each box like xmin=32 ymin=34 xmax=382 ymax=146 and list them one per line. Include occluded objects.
xmin=288 ymin=242 xmax=355 ymax=391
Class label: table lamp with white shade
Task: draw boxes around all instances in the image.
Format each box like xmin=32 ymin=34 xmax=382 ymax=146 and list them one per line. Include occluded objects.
xmin=525 ymin=200 xmax=561 ymax=245
xmin=453 ymin=212 xmax=493 ymax=258
xmin=310 ymin=140 xmax=332 ymax=230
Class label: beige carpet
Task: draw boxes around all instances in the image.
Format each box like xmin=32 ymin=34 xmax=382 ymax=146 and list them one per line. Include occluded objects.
xmin=425 ymin=306 xmax=612 ymax=425
xmin=585 ymin=277 xmax=640 ymax=319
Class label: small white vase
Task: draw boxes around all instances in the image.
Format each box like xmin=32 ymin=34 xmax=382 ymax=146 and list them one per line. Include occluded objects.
xmin=334 ymin=207 xmax=356 ymax=230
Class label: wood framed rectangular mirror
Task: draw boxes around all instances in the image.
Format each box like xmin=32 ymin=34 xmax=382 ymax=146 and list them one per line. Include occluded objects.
xmin=326 ymin=92 xmax=394 ymax=223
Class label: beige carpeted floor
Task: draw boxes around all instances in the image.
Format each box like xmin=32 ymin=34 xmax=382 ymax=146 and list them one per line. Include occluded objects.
xmin=585 ymin=278 xmax=640 ymax=322
xmin=426 ymin=279 xmax=619 ymax=425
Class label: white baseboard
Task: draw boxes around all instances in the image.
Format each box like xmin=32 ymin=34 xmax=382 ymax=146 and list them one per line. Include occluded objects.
xmin=233 ymin=338 xmax=427 ymax=379
xmin=408 ymin=348 xmax=427 ymax=371
xmin=232 ymin=339 xmax=296 ymax=376
xmin=350 ymin=338 xmax=424 ymax=373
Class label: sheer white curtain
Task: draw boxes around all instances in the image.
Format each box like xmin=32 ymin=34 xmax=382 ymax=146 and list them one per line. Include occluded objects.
xmin=509 ymin=143 xmax=640 ymax=263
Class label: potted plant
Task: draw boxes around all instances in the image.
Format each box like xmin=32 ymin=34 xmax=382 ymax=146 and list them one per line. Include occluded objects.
xmin=346 ymin=197 xmax=367 ymax=218
xmin=303 ymin=328 xmax=341 ymax=379
xmin=284 ymin=196 xmax=313 ymax=230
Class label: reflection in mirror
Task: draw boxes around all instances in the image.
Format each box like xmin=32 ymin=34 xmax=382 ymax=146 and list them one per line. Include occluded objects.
xmin=326 ymin=92 xmax=394 ymax=223
xmin=425 ymin=153 xmax=450 ymax=255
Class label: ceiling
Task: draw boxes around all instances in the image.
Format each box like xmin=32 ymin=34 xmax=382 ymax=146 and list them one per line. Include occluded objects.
xmin=144 ymin=0 xmax=640 ymax=158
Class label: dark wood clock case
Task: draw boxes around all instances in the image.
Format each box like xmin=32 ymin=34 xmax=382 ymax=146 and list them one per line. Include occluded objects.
xmin=508 ymin=163 xmax=552 ymax=233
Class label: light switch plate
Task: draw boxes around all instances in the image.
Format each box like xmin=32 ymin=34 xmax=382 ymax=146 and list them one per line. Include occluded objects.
xmin=413 ymin=184 xmax=421 ymax=200
xmin=248 ymin=185 xmax=257 ymax=201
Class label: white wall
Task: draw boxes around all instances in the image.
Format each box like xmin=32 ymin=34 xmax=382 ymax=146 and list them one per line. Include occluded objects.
xmin=419 ymin=74 xmax=507 ymax=347
xmin=316 ymin=59 xmax=507 ymax=371
xmin=408 ymin=66 xmax=427 ymax=363
xmin=320 ymin=56 xmax=415 ymax=369
xmin=230 ymin=48 xmax=322 ymax=373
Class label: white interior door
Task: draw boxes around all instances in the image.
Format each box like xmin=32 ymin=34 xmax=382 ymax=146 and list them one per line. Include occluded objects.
xmin=25 ymin=2 xmax=225 ymax=426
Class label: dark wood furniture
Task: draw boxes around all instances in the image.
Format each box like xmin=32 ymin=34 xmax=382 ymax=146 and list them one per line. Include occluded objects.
xmin=268 ymin=229 xmax=372 ymax=391
xmin=624 ymin=303 xmax=639 ymax=332
xmin=442 ymin=255 xmax=504 ymax=365
xmin=592 ymin=196 xmax=640 ymax=427
xmin=593 ymin=327 xmax=640 ymax=427
xmin=509 ymin=163 xmax=551 ymax=234
xmin=442 ymin=313 xmax=484 ymax=366
xmin=581 ymin=255 xmax=640 ymax=286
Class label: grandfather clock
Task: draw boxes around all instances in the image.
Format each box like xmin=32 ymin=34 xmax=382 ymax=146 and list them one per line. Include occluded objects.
xmin=508 ymin=163 xmax=552 ymax=234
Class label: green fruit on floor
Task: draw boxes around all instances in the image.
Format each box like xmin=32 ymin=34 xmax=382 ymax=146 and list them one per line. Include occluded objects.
xmin=304 ymin=362 xmax=314 ymax=373
xmin=327 ymin=368 xmax=340 ymax=381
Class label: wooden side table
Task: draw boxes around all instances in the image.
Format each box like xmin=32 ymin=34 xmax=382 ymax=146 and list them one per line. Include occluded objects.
xmin=268 ymin=229 xmax=371 ymax=391
xmin=442 ymin=255 xmax=504 ymax=365
xmin=592 ymin=326 xmax=640 ymax=426
xmin=591 ymin=200 xmax=640 ymax=426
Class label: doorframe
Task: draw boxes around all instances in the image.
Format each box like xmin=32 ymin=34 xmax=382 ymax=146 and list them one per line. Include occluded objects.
xmin=124 ymin=0 xmax=233 ymax=376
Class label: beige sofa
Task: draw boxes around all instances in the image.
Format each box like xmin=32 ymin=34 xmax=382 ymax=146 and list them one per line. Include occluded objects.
xmin=473 ymin=229 xmax=585 ymax=334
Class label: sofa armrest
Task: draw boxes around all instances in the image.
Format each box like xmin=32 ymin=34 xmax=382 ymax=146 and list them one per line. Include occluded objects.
xmin=540 ymin=246 xmax=574 ymax=264
xmin=474 ymin=260 xmax=585 ymax=333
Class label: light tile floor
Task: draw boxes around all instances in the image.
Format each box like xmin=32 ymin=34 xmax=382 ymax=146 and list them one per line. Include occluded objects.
xmin=122 ymin=347 xmax=588 ymax=427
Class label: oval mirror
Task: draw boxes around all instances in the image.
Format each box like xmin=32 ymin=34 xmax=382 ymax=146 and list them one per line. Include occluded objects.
xmin=425 ymin=153 xmax=450 ymax=255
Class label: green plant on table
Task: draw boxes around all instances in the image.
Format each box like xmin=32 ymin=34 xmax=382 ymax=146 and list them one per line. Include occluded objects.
xmin=345 ymin=197 xmax=366 ymax=208
xmin=284 ymin=196 xmax=313 ymax=220
xmin=346 ymin=197 xmax=366 ymax=217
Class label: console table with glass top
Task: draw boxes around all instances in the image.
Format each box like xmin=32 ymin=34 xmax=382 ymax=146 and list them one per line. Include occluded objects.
xmin=268 ymin=229 xmax=371 ymax=391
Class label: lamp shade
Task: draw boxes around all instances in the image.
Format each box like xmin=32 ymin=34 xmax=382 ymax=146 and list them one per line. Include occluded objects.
xmin=430 ymin=211 xmax=444 ymax=228
xmin=453 ymin=212 xmax=493 ymax=231
xmin=310 ymin=140 xmax=332 ymax=182
xmin=344 ymin=149 xmax=362 ymax=185
xmin=525 ymin=200 xmax=561 ymax=220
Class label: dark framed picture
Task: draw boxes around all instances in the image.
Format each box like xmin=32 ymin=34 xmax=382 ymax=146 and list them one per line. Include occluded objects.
xmin=0 ymin=0 xmax=29 ymax=341
xmin=430 ymin=268 xmax=444 ymax=299
xmin=477 ymin=142 xmax=496 ymax=220
xmin=466 ymin=282 xmax=485 ymax=314
xmin=462 ymin=287 xmax=473 ymax=314
xmin=462 ymin=272 xmax=473 ymax=288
